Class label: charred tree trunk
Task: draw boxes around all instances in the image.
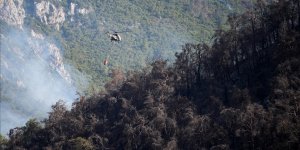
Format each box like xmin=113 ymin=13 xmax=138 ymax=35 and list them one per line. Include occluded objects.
xmin=298 ymin=0 xmax=300 ymax=29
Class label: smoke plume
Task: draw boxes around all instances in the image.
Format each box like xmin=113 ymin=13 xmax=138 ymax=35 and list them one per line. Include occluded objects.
xmin=0 ymin=28 xmax=81 ymax=135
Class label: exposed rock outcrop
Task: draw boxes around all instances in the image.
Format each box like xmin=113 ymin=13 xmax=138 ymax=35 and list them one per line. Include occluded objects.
xmin=78 ymin=7 xmax=93 ymax=15
xmin=29 ymin=30 xmax=72 ymax=83
xmin=0 ymin=0 xmax=25 ymax=27
xmin=48 ymin=43 xmax=72 ymax=83
xmin=35 ymin=1 xmax=65 ymax=30
xmin=69 ymin=2 xmax=76 ymax=15
xmin=0 ymin=28 xmax=76 ymax=135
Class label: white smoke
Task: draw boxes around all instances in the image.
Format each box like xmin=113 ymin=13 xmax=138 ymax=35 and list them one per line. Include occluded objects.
xmin=0 ymin=28 xmax=82 ymax=136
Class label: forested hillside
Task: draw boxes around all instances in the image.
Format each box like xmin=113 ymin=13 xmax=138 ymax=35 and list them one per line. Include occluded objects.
xmin=2 ymin=0 xmax=299 ymax=149
xmin=19 ymin=0 xmax=252 ymax=93
xmin=0 ymin=0 xmax=251 ymax=135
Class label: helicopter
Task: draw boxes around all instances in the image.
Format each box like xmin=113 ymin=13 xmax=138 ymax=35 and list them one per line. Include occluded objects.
xmin=105 ymin=30 xmax=131 ymax=42
xmin=106 ymin=32 xmax=122 ymax=42
xmin=102 ymin=30 xmax=131 ymax=65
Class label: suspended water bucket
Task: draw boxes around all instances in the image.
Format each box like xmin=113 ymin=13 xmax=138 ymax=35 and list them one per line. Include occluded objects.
xmin=103 ymin=57 xmax=109 ymax=65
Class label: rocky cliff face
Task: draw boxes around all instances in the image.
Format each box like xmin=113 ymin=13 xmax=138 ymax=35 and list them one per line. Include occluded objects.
xmin=35 ymin=1 xmax=65 ymax=30
xmin=68 ymin=2 xmax=93 ymax=21
xmin=0 ymin=0 xmax=92 ymax=30
xmin=0 ymin=28 xmax=76 ymax=135
xmin=0 ymin=0 xmax=25 ymax=27
xmin=0 ymin=28 xmax=72 ymax=87
xmin=29 ymin=30 xmax=72 ymax=83
xmin=0 ymin=0 xmax=79 ymax=135
xmin=0 ymin=0 xmax=78 ymax=84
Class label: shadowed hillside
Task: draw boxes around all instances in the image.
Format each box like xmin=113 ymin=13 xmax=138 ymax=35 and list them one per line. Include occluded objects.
xmin=1 ymin=0 xmax=300 ymax=149
xmin=0 ymin=0 xmax=256 ymax=136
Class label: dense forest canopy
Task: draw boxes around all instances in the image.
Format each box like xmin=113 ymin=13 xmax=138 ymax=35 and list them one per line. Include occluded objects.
xmin=0 ymin=0 xmax=245 ymax=135
xmin=1 ymin=0 xmax=300 ymax=149
xmin=20 ymin=0 xmax=252 ymax=94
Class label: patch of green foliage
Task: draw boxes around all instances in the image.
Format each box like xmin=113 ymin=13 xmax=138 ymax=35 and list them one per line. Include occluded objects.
xmin=5 ymin=1 xmax=300 ymax=149
xmin=22 ymin=0 xmax=250 ymax=95
xmin=0 ymin=134 xmax=8 ymax=149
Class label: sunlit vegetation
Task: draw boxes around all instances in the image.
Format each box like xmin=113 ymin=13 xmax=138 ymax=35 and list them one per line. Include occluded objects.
xmin=4 ymin=0 xmax=300 ymax=149
xmin=20 ymin=0 xmax=252 ymax=94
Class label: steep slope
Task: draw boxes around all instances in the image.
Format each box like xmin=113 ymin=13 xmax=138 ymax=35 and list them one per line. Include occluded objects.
xmin=0 ymin=0 xmax=251 ymax=135
xmin=20 ymin=0 xmax=251 ymax=92
xmin=0 ymin=24 xmax=79 ymax=135
xmin=2 ymin=0 xmax=299 ymax=149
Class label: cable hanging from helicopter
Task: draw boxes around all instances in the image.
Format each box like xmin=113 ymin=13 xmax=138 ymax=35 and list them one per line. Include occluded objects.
xmin=102 ymin=30 xmax=131 ymax=65
xmin=103 ymin=32 xmax=119 ymax=66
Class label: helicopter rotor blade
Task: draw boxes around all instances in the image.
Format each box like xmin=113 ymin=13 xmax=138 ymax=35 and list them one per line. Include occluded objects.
xmin=114 ymin=29 xmax=132 ymax=33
